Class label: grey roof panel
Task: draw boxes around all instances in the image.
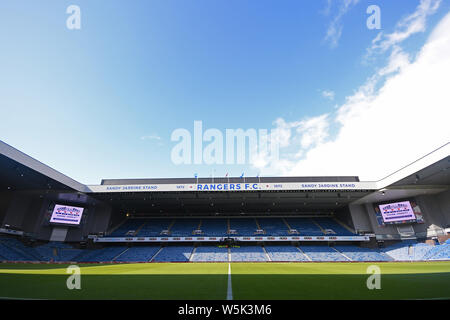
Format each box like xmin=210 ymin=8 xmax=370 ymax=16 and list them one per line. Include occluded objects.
xmin=101 ymin=176 xmax=360 ymax=185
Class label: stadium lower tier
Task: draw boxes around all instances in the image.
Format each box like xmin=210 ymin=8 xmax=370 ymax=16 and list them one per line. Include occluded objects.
xmin=1 ymin=236 xmax=449 ymax=263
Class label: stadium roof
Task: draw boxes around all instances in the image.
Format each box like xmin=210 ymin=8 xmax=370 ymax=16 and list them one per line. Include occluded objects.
xmin=0 ymin=140 xmax=88 ymax=192
xmin=100 ymin=176 xmax=360 ymax=185
xmin=0 ymin=140 xmax=448 ymax=204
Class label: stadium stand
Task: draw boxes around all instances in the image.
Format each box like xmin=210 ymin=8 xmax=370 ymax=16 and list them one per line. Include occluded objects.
xmin=1 ymin=239 xmax=449 ymax=262
xmin=191 ymin=245 xmax=228 ymax=262
xmin=313 ymin=218 xmax=355 ymax=236
xmin=106 ymin=217 xmax=363 ymax=238
xmin=55 ymin=248 xmax=85 ymax=262
xmin=137 ymin=218 xmax=172 ymax=236
xmin=0 ymin=237 xmax=41 ymax=261
xmin=257 ymin=218 xmax=289 ymax=236
xmin=422 ymin=242 xmax=450 ymax=260
xmin=199 ymin=219 xmax=228 ymax=236
xmin=230 ymin=245 xmax=268 ymax=262
xmin=170 ymin=219 xmax=200 ymax=236
xmin=152 ymin=245 xmax=194 ymax=262
xmin=381 ymin=242 xmax=412 ymax=260
xmin=334 ymin=245 xmax=393 ymax=261
xmin=264 ymin=245 xmax=309 ymax=261
xmin=411 ymin=242 xmax=435 ymax=260
xmin=34 ymin=243 xmax=58 ymax=261
xmin=114 ymin=246 xmax=161 ymax=262
xmin=0 ymin=242 xmax=32 ymax=261
xmin=299 ymin=245 xmax=348 ymax=261
xmin=1 ymin=233 xmax=449 ymax=263
xmin=228 ymin=218 xmax=258 ymax=235
xmin=381 ymin=241 xmax=434 ymax=261
xmin=284 ymin=218 xmax=324 ymax=236
xmin=75 ymin=246 xmax=127 ymax=262
xmin=110 ymin=219 xmax=145 ymax=236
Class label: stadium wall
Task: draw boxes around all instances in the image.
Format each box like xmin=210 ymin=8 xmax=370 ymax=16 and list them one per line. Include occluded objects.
xmin=2 ymin=192 xmax=35 ymax=231
xmin=0 ymin=190 xmax=114 ymax=242
xmin=437 ymin=189 xmax=450 ymax=226
xmin=65 ymin=201 xmax=112 ymax=242
xmin=348 ymin=204 xmax=373 ymax=233
xmin=416 ymin=189 xmax=450 ymax=229
xmin=107 ymin=209 xmax=127 ymax=235
xmin=2 ymin=191 xmax=55 ymax=240
xmin=22 ymin=196 xmax=50 ymax=238
xmin=353 ymin=189 xmax=450 ymax=239
xmin=0 ymin=192 xmax=13 ymax=225
xmin=335 ymin=207 xmax=356 ymax=231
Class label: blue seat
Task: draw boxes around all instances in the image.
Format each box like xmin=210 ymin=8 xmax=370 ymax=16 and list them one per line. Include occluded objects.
xmin=191 ymin=246 xmax=228 ymax=262
xmin=230 ymin=246 xmax=268 ymax=262
xmin=285 ymin=218 xmax=324 ymax=236
xmin=152 ymin=246 xmax=194 ymax=262
xmin=115 ymin=246 xmax=161 ymax=262
xmin=313 ymin=218 xmax=355 ymax=236
xmin=334 ymin=245 xmax=392 ymax=261
xmin=229 ymin=218 xmax=258 ymax=236
xmin=257 ymin=218 xmax=289 ymax=236
xmin=199 ymin=219 xmax=228 ymax=237
xmin=265 ymin=245 xmax=309 ymax=261
xmin=298 ymin=245 xmax=348 ymax=261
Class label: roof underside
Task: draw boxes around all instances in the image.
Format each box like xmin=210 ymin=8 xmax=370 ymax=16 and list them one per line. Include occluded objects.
xmin=100 ymin=176 xmax=360 ymax=185
xmin=0 ymin=153 xmax=74 ymax=192
xmin=390 ymin=156 xmax=450 ymax=186
xmin=91 ymin=189 xmax=372 ymax=215
xmin=1 ymin=140 xmax=448 ymax=214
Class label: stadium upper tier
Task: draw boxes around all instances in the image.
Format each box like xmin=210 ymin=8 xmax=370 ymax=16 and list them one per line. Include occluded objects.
xmin=108 ymin=217 xmax=355 ymax=237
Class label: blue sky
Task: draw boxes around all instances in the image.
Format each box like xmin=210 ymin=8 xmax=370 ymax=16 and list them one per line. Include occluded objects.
xmin=0 ymin=0 xmax=449 ymax=184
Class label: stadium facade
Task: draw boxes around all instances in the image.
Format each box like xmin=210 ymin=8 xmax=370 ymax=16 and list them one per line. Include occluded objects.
xmin=0 ymin=140 xmax=449 ymax=263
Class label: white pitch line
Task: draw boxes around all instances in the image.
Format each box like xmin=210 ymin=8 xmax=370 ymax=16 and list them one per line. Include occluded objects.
xmin=226 ymin=263 xmax=233 ymax=300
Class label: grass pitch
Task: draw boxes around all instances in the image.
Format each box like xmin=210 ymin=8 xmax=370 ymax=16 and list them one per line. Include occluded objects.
xmin=0 ymin=261 xmax=449 ymax=300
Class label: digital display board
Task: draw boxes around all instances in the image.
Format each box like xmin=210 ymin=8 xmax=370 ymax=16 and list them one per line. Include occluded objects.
xmin=378 ymin=201 xmax=417 ymax=224
xmin=50 ymin=204 xmax=84 ymax=225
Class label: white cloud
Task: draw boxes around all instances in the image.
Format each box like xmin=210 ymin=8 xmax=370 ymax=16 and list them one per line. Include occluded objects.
xmin=254 ymin=10 xmax=450 ymax=181
xmin=322 ymin=0 xmax=333 ymax=16
xmin=272 ymin=115 xmax=330 ymax=150
xmin=322 ymin=90 xmax=335 ymax=100
xmin=251 ymin=114 xmax=330 ymax=170
xmin=324 ymin=0 xmax=360 ymax=48
xmin=296 ymin=114 xmax=330 ymax=149
xmin=368 ymin=0 xmax=441 ymax=57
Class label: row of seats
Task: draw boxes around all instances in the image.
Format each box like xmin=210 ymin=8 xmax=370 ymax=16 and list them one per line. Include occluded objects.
xmin=115 ymin=246 xmax=161 ymax=262
xmin=380 ymin=241 xmax=435 ymax=261
xmin=110 ymin=219 xmax=145 ymax=237
xmin=265 ymin=245 xmax=309 ymax=261
xmin=152 ymin=246 xmax=193 ymax=262
xmin=423 ymin=242 xmax=450 ymax=260
xmin=0 ymin=237 xmax=44 ymax=261
xmin=109 ymin=217 xmax=355 ymax=237
xmin=313 ymin=217 xmax=355 ymax=236
xmin=191 ymin=246 xmax=228 ymax=262
xmin=1 ymin=236 xmax=449 ymax=263
xmin=299 ymin=245 xmax=349 ymax=262
xmin=73 ymin=246 xmax=126 ymax=262
xmin=334 ymin=245 xmax=393 ymax=261
xmin=230 ymin=246 xmax=268 ymax=262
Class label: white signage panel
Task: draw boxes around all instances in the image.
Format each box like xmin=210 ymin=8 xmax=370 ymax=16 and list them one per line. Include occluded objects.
xmin=87 ymin=182 xmax=376 ymax=193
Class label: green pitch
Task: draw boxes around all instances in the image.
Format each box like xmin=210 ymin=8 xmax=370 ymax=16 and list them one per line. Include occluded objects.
xmin=0 ymin=261 xmax=449 ymax=300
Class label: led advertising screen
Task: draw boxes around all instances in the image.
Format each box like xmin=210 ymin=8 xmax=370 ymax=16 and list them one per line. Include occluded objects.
xmin=50 ymin=204 xmax=84 ymax=225
xmin=378 ymin=201 xmax=416 ymax=224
